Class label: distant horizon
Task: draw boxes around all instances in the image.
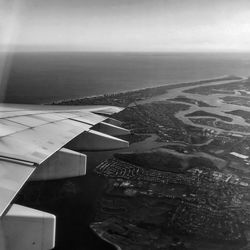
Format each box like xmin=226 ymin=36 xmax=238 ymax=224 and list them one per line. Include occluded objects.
xmin=2 ymin=45 xmax=250 ymax=54
xmin=1 ymin=0 xmax=250 ymax=52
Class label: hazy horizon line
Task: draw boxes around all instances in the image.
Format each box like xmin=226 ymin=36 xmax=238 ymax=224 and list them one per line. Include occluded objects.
xmin=1 ymin=46 xmax=250 ymax=54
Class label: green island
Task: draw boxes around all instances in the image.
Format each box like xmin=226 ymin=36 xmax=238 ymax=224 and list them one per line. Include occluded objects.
xmin=186 ymin=110 xmax=233 ymax=122
xmin=169 ymin=96 xmax=214 ymax=107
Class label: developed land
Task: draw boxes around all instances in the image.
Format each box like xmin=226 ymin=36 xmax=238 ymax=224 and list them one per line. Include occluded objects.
xmin=85 ymin=76 xmax=250 ymax=250
xmin=93 ymin=158 xmax=250 ymax=250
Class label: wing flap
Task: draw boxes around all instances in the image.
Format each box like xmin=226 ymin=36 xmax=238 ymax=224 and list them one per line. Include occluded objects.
xmin=0 ymin=160 xmax=35 ymax=216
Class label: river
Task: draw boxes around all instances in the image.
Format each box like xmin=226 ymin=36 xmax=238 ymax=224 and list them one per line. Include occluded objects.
xmin=137 ymin=77 xmax=250 ymax=135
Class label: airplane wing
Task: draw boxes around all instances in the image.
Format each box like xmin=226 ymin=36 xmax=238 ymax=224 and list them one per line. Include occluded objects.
xmin=0 ymin=103 xmax=129 ymax=250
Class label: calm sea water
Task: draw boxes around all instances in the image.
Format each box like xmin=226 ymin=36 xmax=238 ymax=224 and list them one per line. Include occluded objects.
xmin=2 ymin=52 xmax=250 ymax=104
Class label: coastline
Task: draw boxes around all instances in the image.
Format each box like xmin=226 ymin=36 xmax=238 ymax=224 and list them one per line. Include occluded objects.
xmin=51 ymin=75 xmax=241 ymax=105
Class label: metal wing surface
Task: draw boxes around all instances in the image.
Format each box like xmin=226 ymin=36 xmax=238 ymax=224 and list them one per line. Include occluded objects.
xmin=0 ymin=160 xmax=35 ymax=216
xmin=0 ymin=103 xmax=122 ymax=216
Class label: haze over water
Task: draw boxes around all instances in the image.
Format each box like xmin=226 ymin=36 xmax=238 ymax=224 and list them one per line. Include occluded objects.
xmin=4 ymin=52 xmax=250 ymax=104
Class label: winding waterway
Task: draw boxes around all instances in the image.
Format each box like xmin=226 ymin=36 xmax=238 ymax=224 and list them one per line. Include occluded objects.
xmin=139 ymin=77 xmax=250 ymax=135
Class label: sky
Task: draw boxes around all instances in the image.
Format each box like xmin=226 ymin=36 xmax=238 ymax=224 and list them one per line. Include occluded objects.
xmin=1 ymin=0 xmax=250 ymax=52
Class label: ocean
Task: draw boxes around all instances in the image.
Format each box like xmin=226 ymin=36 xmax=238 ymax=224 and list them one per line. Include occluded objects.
xmin=2 ymin=52 xmax=250 ymax=104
